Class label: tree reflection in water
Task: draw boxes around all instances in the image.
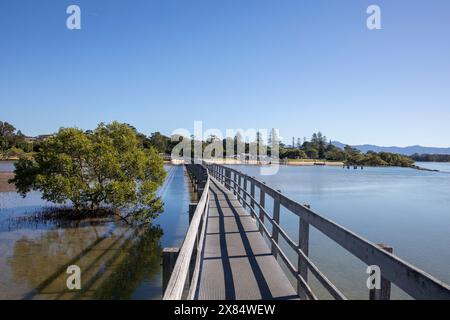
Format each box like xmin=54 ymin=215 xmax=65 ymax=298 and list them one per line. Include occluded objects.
xmin=6 ymin=217 xmax=163 ymax=300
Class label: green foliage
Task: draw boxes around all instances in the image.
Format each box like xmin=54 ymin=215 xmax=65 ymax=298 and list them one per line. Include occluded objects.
xmin=324 ymin=145 xmax=347 ymax=161
xmin=346 ymin=151 xmax=414 ymax=167
xmin=411 ymin=153 xmax=450 ymax=162
xmin=0 ymin=121 xmax=35 ymax=156
xmin=10 ymin=122 xmax=167 ymax=223
xmin=5 ymin=147 xmax=25 ymax=158
xmin=280 ymin=148 xmax=307 ymax=159
xmin=149 ymin=132 xmax=171 ymax=153
xmin=276 ymin=132 xmax=414 ymax=167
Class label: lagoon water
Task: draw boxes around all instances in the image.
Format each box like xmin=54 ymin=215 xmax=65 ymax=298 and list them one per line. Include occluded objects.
xmin=0 ymin=161 xmax=15 ymax=172
xmin=416 ymin=161 xmax=450 ymax=173
xmin=1 ymin=161 xmax=449 ymax=299
xmin=229 ymin=164 xmax=450 ymax=299
xmin=0 ymin=163 xmax=192 ymax=300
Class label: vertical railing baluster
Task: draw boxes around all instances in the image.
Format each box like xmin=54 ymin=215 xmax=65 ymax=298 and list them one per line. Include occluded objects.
xmin=259 ymin=188 xmax=265 ymax=233
xmin=272 ymin=196 xmax=280 ymax=258
xmin=370 ymin=244 xmax=393 ymax=300
xmin=237 ymin=173 xmax=242 ymax=202
xmin=243 ymin=177 xmax=248 ymax=209
xmin=225 ymin=169 xmax=231 ymax=190
xmin=298 ymin=216 xmax=310 ymax=299
xmin=250 ymin=179 xmax=255 ymax=217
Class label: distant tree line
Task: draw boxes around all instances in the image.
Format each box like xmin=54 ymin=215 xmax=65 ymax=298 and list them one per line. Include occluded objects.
xmin=1 ymin=121 xmax=417 ymax=168
xmin=277 ymin=132 xmax=414 ymax=167
xmin=145 ymin=129 xmax=415 ymax=168
xmin=410 ymin=153 xmax=450 ymax=162
xmin=0 ymin=121 xmax=39 ymax=158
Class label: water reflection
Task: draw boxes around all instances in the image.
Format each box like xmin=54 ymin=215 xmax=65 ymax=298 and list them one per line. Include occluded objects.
xmin=2 ymin=216 xmax=163 ymax=300
xmin=230 ymin=165 xmax=450 ymax=299
xmin=0 ymin=164 xmax=194 ymax=300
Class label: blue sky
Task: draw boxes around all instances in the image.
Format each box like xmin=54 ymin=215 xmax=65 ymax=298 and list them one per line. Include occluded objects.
xmin=1 ymin=0 xmax=449 ymax=147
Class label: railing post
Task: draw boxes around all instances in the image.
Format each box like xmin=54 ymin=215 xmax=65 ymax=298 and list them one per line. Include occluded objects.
xmin=298 ymin=217 xmax=310 ymax=299
xmin=272 ymin=195 xmax=280 ymax=258
xmin=189 ymin=203 xmax=197 ymax=224
xmin=250 ymin=179 xmax=255 ymax=215
xmin=370 ymin=244 xmax=393 ymax=300
xmin=237 ymin=174 xmax=242 ymax=202
xmin=259 ymin=188 xmax=265 ymax=233
xmin=233 ymin=172 xmax=237 ymax=195
xmin=162 ymin=247 xmax=180 ymax=294
xmin=225 ymin=169 xmax=231 ymax=190
xmin=222 ymin=167 xmax=226 ymax=185
xmin=243 ymin=177 xmax=248 ymax=209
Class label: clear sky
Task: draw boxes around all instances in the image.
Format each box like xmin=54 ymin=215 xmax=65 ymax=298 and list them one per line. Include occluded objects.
xmin=1 ymin=0 xmax=449 ymax=147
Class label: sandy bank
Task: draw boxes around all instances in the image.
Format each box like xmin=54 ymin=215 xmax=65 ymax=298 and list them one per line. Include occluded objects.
xmin=0 ymin=172 xmax=15 ymax=192
xmin=204 ymin=159 xmax=344 ymax=166
xmin=285 ymin=161 xmax=344 ymax=166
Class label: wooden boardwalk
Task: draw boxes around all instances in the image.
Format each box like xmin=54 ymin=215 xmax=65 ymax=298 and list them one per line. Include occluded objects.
xmin=195 ymin=179 xmax=298 ymax=300
xmin=163 ymin=163 xmax=450 ymax=301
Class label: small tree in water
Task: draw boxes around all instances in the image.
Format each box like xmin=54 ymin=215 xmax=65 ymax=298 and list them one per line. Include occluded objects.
xmin=10 ymin=122 xmax=167 ymax=224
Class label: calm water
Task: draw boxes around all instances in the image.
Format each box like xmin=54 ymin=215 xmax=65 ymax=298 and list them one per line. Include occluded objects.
xmin=2 ymin=161 xmax=450 ymax=300
xmin=229 ymin=164 xmax=450 ymax=299
xmin=0 ymin=161 xmax=15 ymax=172
xmin=416 ymin=161 xmax=450 ymax=173
xmin=0 ymin=163 xmax=192 ymax=300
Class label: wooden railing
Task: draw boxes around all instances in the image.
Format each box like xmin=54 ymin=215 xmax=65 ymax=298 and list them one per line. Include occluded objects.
xmin=206 ymin=163 xmax=450 ymax=300
xmin=162 ymin=164 xmax=210 ymax=300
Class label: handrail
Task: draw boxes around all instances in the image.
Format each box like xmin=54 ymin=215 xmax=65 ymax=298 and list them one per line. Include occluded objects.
xmin=206 ymin=163 xmax=450 ymax=300
xmin=208 ymin=166 xmax=345 ymax=300
xmin=163 ymin=164 xmax=210 ymax=300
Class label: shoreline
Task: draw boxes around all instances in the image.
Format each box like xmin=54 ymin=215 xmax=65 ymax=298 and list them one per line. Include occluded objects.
xmin=0 ymin=157 xmax=20 ymax=161
xmin=0 ymin=172 xmax=15 ymax=192
xmin=3 ymin=159 xmax=443 ymax=173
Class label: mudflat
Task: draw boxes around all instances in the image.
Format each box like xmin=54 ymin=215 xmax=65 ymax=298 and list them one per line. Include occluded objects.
xmin=0 ymin=172 xmax=15 ymax=192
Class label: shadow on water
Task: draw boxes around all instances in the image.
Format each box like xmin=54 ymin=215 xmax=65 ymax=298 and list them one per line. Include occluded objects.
xmin=5 ymin=217 xmax=163 ymax=300
xmin=0 ymin=164 xmax=191 ymax=300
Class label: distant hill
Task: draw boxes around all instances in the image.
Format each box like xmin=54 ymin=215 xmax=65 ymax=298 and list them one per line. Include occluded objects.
xmin=331 ymin=141 xmax=450 ymax=156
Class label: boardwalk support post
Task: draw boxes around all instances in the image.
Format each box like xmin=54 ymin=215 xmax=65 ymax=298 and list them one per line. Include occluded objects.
xmin=370 ymin=244 xmax=393 ymax=300
xmin=250 ymin=179 xmax=256 ymax=214
xmin=272 ymin=195 xmax=281 ymax=258
xmin=162 ymin=247 xmax=180 ymax=294
xmin=298 ymin=217 xmax=310 ymax=299
xmin=259 ymin=188 xmax=266 ymax=233
xmin=189 ymin=203 xmax=197 ymax=224
xmin=225 ymin=169 xmax=231 ymax=190
xmin=237 ymin=174 xmax=242 ymax=202
xmin=243 ymin=177 xmax=248 ymax=209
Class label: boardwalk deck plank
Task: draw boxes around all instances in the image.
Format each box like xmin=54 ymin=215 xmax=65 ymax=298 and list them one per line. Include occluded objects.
xmin=195 ymin=178 xmax=299 ymax=300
